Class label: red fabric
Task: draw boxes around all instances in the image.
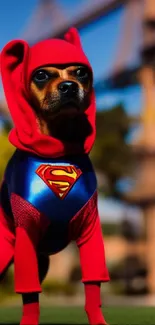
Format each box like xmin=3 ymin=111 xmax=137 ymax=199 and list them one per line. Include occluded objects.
xmin=68 ymin=191 xmax=98 ymax=243
xmin=14 ymin=227 xmax=41 ymax=293
xmin=0 ymin=218 xmax=14 ymax=274
xmin=0 ymin=194 xmax=49 ymax=292
xmin=0 ymin=28 xmax=96 ymax=158
xmin=69 ymin=192 xmax=110 ymax=283
xmin=0 ymin=194 xmax=15 ymax=234
xmin=10 ymin=193 xmax=50 ymax=293
xmin=20 ymin=302 xmax=40 ymax=325
xmin=84 ymin=283 xmax=107 ymax=325
xmin=78 ymin=215 xmax=109 ymax=283
xmin=10 ymin=193 xmax=50 ymax=241
xmin=0 ymin=206 xmax=15 ymax=274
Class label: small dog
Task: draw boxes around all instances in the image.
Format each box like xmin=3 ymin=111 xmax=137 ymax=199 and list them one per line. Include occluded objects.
xmin=0 ymin=28 xmax=109 ymax=325
xmin=30 ymin=64 xmax=92 ymax=141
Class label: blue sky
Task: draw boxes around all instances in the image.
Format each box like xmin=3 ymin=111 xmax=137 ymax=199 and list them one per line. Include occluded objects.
xmin=0 ymin=0 xmax=142 ymax=116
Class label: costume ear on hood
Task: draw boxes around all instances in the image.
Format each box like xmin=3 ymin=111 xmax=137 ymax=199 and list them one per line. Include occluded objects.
xmin=1 ymin=40 xmax=29 ymax=89
xmin=0 ymin=40 xmax=36 ymax=137
xmin=64 ymin=28 xmax=82 ymax=48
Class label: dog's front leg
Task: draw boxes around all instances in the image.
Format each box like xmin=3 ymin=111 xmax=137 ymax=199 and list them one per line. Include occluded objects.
xmin=21 ymin=292 xmax=40 ymax=325
xmin=84 ymin=282 xmax=108 ymax=325
xmin=14 ymin=227 xmax=41 ymax=325
xmin=76 ymin=201 xmax=110 ymax=324
xmin=10 ymin=194 xmax=47 ymax=325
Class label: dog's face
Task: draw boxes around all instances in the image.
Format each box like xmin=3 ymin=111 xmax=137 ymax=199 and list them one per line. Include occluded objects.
xmin=29 ymin=64 xmax=93 ymax=141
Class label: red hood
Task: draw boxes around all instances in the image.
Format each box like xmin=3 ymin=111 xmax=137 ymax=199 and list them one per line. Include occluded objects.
xmin=0 ymin=28 xmax=96 ymax=158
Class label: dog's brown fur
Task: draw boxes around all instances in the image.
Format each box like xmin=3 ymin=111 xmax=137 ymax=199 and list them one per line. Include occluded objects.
xmin=29 ymin=65 xmax=92 ymax=137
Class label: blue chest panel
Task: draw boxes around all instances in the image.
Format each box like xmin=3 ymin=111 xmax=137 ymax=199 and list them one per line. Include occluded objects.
xmin=5 ymin=150 xmax=97 ymax=225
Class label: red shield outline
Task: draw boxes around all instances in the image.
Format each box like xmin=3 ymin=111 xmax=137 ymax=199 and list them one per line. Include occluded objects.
xmin=36 ymin=164 xmax=82 ymax=199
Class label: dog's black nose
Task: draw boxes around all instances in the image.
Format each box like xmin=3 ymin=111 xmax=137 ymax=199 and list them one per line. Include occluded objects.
xmin=58 ymin=81 xmax=78 ymax=95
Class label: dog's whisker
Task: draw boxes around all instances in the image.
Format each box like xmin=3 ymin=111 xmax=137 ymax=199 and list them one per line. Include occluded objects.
xmin=78 ymin=88 xmax=85 ymax=100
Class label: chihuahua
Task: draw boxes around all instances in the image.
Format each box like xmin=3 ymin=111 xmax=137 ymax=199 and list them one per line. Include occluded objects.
xmin=0 ymin=28 xmax=109 ymax=325
xmin=30 ymin=64 xmax=92 ymax=142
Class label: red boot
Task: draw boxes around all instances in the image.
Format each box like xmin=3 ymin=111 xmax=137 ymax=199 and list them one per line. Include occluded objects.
xmin=84 ymin=282 xmax=108 ymax=325
xmin=20 ymin=293 xmax=40 ymax=325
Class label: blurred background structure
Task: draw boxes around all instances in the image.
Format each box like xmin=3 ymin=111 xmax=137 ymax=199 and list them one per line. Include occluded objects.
xmin=1 ymin=0 xmax=155 ymax=305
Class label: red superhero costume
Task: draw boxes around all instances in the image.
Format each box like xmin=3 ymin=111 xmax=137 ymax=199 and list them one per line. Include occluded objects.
xmin=0 ymin=28 xmax=109 ymax=325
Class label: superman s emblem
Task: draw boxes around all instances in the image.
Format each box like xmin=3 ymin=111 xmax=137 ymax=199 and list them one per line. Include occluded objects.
xmin=36 ymin=164 xmax=82 ymax=199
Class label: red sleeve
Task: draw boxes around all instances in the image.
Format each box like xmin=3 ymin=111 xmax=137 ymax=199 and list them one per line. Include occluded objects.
xmin=0 ymin=207 xmax=14 ymax=274
xmin=75 ymin=192 xmax=110 ymax=283
xmin=78 ymin=214 xmax=110 ymax=283
xmin=14 ymin=227 xmax=41 ymax=293
xmin=10 ymin=193 xmax=46 ymax=293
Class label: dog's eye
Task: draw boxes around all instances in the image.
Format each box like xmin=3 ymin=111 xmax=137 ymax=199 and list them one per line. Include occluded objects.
xmin=33 ymin=70 xmax=50 ymax=83
xmin=76 ymin=67 xmax=89 ymax=79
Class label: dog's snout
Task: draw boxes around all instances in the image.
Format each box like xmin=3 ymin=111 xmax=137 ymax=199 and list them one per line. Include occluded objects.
xmin=58 ymin=81 xmax=78 ymax=95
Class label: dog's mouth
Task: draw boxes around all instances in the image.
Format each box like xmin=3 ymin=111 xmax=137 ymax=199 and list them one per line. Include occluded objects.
xmin=42 ymin=94 xmax=88 ymax=119
xmin=46 ymin=103 xmax=81 ymax=119
xmin=44 ymin=110 xmax=92 ymax=142
xmin=58 ymin=100 xmax=81 ymax=114
xmin=32 ymin=93 xmax=92 ymax=141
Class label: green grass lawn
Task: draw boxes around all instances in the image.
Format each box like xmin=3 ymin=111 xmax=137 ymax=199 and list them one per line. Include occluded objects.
xmin=0 ymin=306 xmax=155 ymax=324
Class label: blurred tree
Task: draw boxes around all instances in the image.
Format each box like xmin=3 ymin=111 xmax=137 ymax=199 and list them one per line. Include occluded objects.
xmin=120 ymin=219 xmax=139 ymax=242
xmin=90 ymin=104 xmax=135 ymax=197
xmin=0 ymin=125 xmax=14 ymax=182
